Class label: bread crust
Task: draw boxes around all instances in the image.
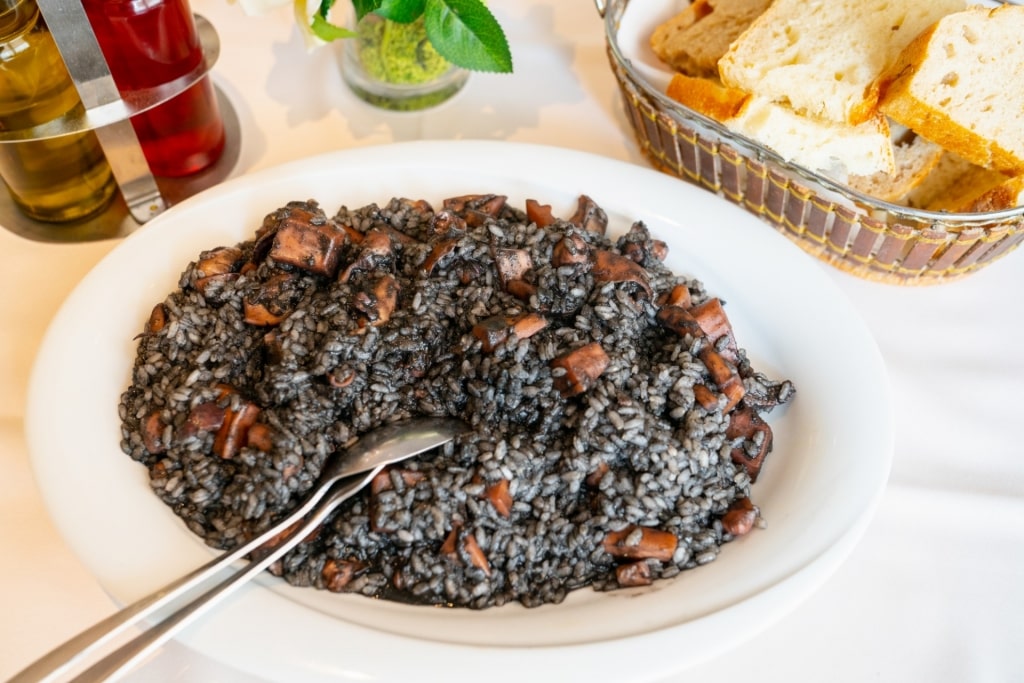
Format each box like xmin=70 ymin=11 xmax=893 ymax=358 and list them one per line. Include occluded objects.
xmin=877 ymin=6 xmax=1024 ymax=174
xmin=957 ymin=177 xmax=1024 ymax=213
xmin=651 ymin=0 xmax=772 ymax=78
xmin=666 ymin=73 xmax=750 ymax=121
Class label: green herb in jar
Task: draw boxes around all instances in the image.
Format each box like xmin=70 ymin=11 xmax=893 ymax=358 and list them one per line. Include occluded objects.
xmin=357 ymin=14 xmax=448 ymax=85
xmin=310 ymin=0 xmax=512 ymax=74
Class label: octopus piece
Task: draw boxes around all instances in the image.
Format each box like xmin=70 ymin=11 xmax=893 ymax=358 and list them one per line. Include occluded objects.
xmin=193 ymin=246 xmax=244 ymax=294
xmin=339 ymin=229 xmax=396 ymax=283
xmin=699 ymin=346 xmax=745 ymax=412
xmin=371 ymin=467 xmax=426 ymax=496
xmin=693 ymin=383 xmax=720 ymax=411
xmin=550 ymin=342 xmax=610 ymax=397
xmin=591 ymin=250 xmax=653 ymax=298
xmin=243 ymin=272 xmax=299 ymax=327
xmin=721 ymin=497 xmax=758 ymax=536
xmin=525 ymin=198 xmax=557 ymax=228
xmin=441 ymin=526 xmax=491 ymax=576
xmin=551 ymin=232 xmax=591 ymax=267
xmin=726 ymin=407 xmax=774 ymax=482
xmin=493 ymin=248 xmax=534 ymax=288
xmin=252 ymin=201 xmax=317 ymax=261
xmin=618 ymin=221 xmax=668 ymax=265
xmin=484 ymin=478 xmax=513 ymax=518
xmin=443 ymin=194 xmax=507 ymax=227
xmin=506 ymin=279 xmax=538 ymax=301
xmin=322 ymin=558 xmax=367 ymax=592
xmin=175 ymin=401 xmax=227 ymax=441
xmin=656 ymin=304 xmax=702 ymax=338
xmin=603 ymin=525 xmax=678 ymax=562
xmin=213 ymin=400 xmax=261 ymax=460
xmin=141 ymin=410 xmax=166 ymax=454
xmin=245 ymin=422 xmax=275 ymax=452
xmin=689 ymin=298 xmax=739 ymax=363
xmin=267 ymin=207 xmax=347 ymax=278
xmin=430 ymin=209 xmax=468 ymax=238
xmin=471 ymin=313 xmax=548 ymax=352
xmin=421 ymin=238 xmax=460 ymax=276
xmin=658 ymin=284 xmax=692 ymax=309
xmin=145 ymin=303 xmax=167 ymax=334
xmin=327 ymin=365 xmax=358 ymax=389
xmin=353 ymin=274 xmax=400 ymax=328
xmin=195 ymin=246 xmax=243 ymax=278
xmin=616 ymin=561 xmax=654 ymax=587
xmin=568 ymin=194 xmax=608 ymax=235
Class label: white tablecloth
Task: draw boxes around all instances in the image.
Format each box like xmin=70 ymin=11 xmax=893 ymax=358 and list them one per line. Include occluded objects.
xmin=2 ymin=1 xmax=1022 ymax=681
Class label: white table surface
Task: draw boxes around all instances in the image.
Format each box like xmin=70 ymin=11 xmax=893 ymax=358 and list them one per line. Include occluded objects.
xmin=2 ymin=1 xmax=1023 ymax=681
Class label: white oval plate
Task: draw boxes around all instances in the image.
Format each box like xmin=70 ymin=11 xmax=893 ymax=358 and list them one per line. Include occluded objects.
xmin=27 ymin=141 xmax=892 ymax=683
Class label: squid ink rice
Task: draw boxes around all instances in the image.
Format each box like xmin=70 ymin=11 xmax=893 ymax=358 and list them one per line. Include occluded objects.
xmin=118 ymin=193 xmax=795 ymax=609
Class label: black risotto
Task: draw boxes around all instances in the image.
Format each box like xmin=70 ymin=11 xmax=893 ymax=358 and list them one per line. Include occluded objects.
xmin=119 ymin=194 xmax=795 ymax=609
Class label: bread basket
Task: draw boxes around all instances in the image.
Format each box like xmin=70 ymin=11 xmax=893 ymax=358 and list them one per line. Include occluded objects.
xmin=598 ymin=0 xmax=1024 ymax=285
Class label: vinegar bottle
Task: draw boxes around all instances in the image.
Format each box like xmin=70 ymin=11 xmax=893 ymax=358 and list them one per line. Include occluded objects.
xmin=0 ymin=0 xmax=117 ymax=223
xmin=82 ymin=0 xmax=225 ymax=178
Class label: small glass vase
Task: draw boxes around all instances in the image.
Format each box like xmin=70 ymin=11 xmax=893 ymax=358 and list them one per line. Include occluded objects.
xmin=339 ymin=13 xmax=469 ymax=111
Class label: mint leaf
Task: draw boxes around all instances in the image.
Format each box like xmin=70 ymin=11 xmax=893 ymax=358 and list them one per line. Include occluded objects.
xmin=352 ymin=0 xmax=382 ymax=21
xmin=423 ymin=0 xmax=513 ymax=73
xmin=373 ymin=0 xmax=426 ymax=23
xmin=310 ymin=13 xmax=359 ymax=40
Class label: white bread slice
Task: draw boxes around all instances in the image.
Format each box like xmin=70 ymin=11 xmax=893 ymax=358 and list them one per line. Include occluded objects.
xmin=903 ymin=151 xmax=1024 ymax=213
xmin=666 ymin=73 xmax=895 ymax=178
xmin=650 ymin=0 xmax=773 ymax=78
xmin=847 ymin=133 xmax=943 ymax=201
xmin=949 ymin=174 xmax=1024 ymax=213
xmin=900 ymin=150 xmax=975 ymax=208
xmin=877 ymin=5 xmax=1024 ymax=174
xmin=718 ymin=0 xmax=966 ymax=125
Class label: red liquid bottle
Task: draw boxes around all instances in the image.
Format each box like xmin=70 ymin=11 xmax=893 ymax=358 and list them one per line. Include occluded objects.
xmin=82 ymin=0 xmax=225 ymax=177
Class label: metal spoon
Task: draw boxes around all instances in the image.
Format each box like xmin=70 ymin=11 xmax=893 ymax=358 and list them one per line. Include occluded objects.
xmin=13 ymin=416 xmax=468 ymax=683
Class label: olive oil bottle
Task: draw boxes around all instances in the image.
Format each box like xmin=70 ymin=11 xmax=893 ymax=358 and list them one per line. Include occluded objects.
xmin=0 ymin=0 xmax=116 ymax=222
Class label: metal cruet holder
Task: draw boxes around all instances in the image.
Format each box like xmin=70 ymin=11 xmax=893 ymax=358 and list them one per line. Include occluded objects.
xmin=0 ymin=0 xmax=240 ymax=242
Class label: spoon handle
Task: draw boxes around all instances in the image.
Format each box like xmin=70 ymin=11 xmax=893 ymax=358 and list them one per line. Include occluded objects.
xmin=69 ymin=466 xmax=384 ymax=683
xmin=9 ymin=467 xmax=381 ymax=683
xmin=12 ymin=417 xmax=463 ymax=683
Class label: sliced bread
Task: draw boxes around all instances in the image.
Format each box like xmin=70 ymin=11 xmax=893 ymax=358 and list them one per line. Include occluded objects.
xmin=877 ymin=5 xmax=1024 ymax=174
xmin=666 ymin=73 xmax=895 ymax=177
xmin=665 ymin=72 xmax=750 ymax=121
xmin=847 ymin=133 xmax=943 ymax=202
xmin=903 ymin=151 xmax=1024 ymax=213
xmin=951 ymin=175 xmax=1024 ymax=213
xmin=650 ymin=0 xmax=772 ymax=78
xmin=718 ymin=0 xmax=965 ymax=125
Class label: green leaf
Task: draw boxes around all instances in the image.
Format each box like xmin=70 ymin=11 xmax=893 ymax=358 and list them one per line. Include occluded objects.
xmin=373 ymin=0 xmax=426 ymax=23
xmin=422 ymin=0 xmax=513 ymax=73
xmin=316 ymin=0 xmax=336 ymax=18
xmin=352 ymin=0 xmax=382 ymax=21
xmin=310 ymin=13 xmax=359 ymax=40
